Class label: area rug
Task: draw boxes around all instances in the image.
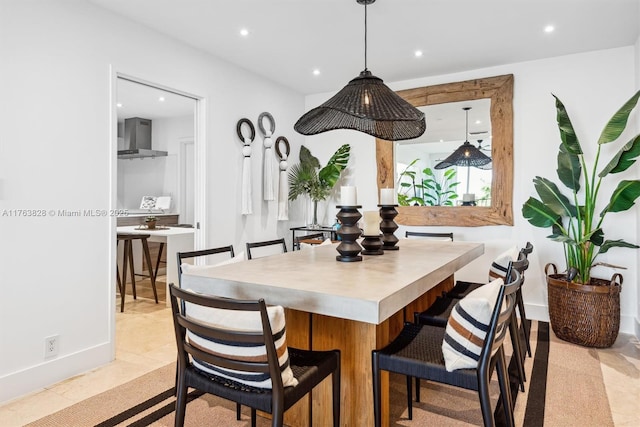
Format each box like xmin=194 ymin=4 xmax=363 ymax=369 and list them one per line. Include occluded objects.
xmin=27 ymin=321 xmax=614 ymax=426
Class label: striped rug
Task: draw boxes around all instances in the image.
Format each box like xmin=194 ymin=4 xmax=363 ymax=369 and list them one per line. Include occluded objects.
xmin=27 ymin=321 xmax=614 ymax=426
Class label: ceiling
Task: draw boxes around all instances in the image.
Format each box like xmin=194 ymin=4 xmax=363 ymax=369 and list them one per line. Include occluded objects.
xmin=91 ymin=0 xmax=639 ymax=96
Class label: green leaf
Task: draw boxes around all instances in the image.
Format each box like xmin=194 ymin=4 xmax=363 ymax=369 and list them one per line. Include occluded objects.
xmin=299 ymin=145 xmax=321 ymax=169
xmin=554 ymin=94 xmax=582 ymax=155
xmin=599 ymin=134 xmax=640 ymax=177
xmin=601 ymin=180 xmax=640 ymax=214
xmin=598 ymin=239 xmax=640 ymax=254
xmin=400 ymin=182 xmax=412 ymax=188
xmin=319 ymin=144 xmax=350 ymax=188
xmin=522 ymin=197 xmax=562 ymax=228
xmin=288 ymin=163 xmax=317 ymax=201
xmin=557 ymin=143 xmax=581 ymax=191
xmin=588 ymin=228 xmax=604 ymax=246
xmin=533 ymin=176 xmax=577 ymax=217
xmin=598 ymin=90 xmax=640 ymax=144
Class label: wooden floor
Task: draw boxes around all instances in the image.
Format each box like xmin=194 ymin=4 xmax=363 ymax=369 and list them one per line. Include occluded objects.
xmin=119 ymin=275 xmax=167 ymax=303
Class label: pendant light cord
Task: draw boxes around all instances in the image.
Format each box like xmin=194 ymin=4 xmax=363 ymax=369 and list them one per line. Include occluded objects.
xmin=364 ymin=1 xmax=368 ymax=71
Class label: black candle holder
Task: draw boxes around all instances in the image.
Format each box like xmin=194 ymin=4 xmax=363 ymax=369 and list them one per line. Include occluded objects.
xmin=378 ymin=204 xmax=399 ymax=251
xmin=335 ymin=205 xmax=363 ymax=262
xmin=361 ymin=235 xmax=383 ymax=255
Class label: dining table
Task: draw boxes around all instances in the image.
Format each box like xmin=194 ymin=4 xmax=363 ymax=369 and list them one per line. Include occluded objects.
xmin=181 ymin=238 xmax=484 ymax=427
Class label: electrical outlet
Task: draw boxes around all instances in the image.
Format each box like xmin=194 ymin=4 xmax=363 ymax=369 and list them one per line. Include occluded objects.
xmin=45 ymin=335 xmax=59 ymax=358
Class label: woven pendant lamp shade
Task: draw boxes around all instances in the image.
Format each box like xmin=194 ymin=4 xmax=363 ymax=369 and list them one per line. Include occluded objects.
xmin=434 ymin=141 xmax=492 ymax=169
xmin=295 ymin=70 xmax=426 ymax=141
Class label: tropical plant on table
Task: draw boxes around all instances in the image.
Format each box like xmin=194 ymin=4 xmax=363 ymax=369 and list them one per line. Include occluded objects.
xmin=288 ymin=144 xmax=351 ymax=226
xmin=522 ymin=91 xmax=640 ymax=284
xmin=397 ymin=159 xmax=459 ymax=206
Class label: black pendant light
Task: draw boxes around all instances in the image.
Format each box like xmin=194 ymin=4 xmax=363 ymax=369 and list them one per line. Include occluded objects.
xmin=294 ymin=0 xmax=426 ymax=141
xmin=435 ymin=107 xmax=492 ymax=194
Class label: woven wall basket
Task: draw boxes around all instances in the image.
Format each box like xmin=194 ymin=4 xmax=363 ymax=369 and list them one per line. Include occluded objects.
xmin=545 ymin=263 xmax=622 ymax=348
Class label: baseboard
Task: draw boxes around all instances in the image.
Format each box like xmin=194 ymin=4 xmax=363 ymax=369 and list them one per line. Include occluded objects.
xmin=524 ymin=302 xmax=550 ymax=323
xmin=0 ymin=342 xmax=112 ymax=404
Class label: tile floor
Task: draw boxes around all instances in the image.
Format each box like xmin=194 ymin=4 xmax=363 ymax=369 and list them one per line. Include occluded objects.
xmin=0 ymin=294 xmax=639 ymax=426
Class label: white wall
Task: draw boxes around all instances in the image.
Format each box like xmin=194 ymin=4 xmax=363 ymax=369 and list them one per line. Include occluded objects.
xmin=303 ymin=46 xmax=639 ymax=334
xmin=0 ymin=0 xmax=304 ymax=403
xmin=635 ymin=29 xmax=640 ymax=338
xmin=117 ymin=115 xmax=194 ymax=213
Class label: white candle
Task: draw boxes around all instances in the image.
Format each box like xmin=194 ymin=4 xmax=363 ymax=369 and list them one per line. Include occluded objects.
xmin=362 ymin=211 xmax=380 ymax=236
xmin=380 ymin=188 xmax=395 ymax=205
xmin=463 ymin=193 xmax=475 ymax=202
xmin=340 ymin=186 xmax=357 ymax=206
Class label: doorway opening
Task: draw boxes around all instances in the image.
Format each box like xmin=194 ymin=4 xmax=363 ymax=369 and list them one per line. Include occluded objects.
xmin=111 ymin=74 xmax=204 ymax=362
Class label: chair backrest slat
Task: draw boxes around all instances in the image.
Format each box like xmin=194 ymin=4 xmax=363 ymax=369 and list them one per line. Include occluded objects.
xmin=405 ymin=231 xmax=454 ymax=241
xmin=246 ymin=238 xmax=287 ymax=259
xmin=480 ymin=266 xmax=522 ymax=365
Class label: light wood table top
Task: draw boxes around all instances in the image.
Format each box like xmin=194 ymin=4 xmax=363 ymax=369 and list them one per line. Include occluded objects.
xmin=182 ymin=239 xmax=483 ymax=324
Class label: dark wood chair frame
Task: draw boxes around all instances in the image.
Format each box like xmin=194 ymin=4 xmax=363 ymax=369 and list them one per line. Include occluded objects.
xmin=169 ymin=284 xmax=341 ymax=427
xmin=372 ymin=266 xmax=522 ymax=427
xmin=176 ymin=245 xmax=235 ymax=285
xmin=413 ymin=254 xmax=530 ymax=397
xmin=246 ymin=238 xmax=287 ymax=260
xmin=405 ymin=231 xmax=454 ymax=241
xmin=293 ymin=232 xmax=326 ymax=250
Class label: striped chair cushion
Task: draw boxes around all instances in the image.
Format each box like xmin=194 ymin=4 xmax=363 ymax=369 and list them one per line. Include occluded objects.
xmin=185 ymin=300 xmax=298 ymax=389
xmin=488 ymin=246 xmax=519 ymax=281
xmin=442 ymin=278 xmax=503 ymax=371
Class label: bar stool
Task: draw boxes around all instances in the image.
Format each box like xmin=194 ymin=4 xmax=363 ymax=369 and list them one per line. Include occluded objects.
xmin=117 ymin=233 xmax=158 ymax=312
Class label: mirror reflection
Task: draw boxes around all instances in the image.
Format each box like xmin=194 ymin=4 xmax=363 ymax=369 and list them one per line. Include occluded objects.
xmin=395 ymin=99 xmax=492 ymax=207
xmin=376 ymin=74 xmax=513 ymax=227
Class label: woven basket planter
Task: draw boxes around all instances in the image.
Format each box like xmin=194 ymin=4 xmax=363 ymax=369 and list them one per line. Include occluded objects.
xmin=545 ymin=263 xmax=622 ymax=348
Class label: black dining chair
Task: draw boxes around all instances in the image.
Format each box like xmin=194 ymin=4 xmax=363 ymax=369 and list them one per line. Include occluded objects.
xmin=293 ymin=232 xmax=326 ymax=250
xmin=405 ymin=231 xmax=454 ymax=241
xmin=413 ymin=253 xmax=530 ymax=394
xmin=446 ymin=242 xmax=534 ymax=357
xmin=169 ymin=283 xmax=341 ymax=427
xmin=176 ymin=245 xmax=236 ymax=285
xmin=246 ymin=238 xmax=287 ymax=260
xmin=372 ymin=266 xmax=522 ymax=427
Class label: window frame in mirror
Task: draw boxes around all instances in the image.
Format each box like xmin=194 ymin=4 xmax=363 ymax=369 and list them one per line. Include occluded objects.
xmin=376 ymin=74 xmax=514 ymax=226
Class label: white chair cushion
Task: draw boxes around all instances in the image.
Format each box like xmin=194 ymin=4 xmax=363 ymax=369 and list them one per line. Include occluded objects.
xmin=442 ymin=278 xmax=504 ymax=371
xmin=185 ymin=297 xmax=298 ymax=389
xmin=488 ymin=246 xmax=519 ymax=282
xmin=181 ymin=251 xmax=246 ymax=274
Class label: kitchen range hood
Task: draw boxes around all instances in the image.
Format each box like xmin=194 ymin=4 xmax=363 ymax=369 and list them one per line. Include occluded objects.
xmin=118 ymin=117 xmax=168 ymax=159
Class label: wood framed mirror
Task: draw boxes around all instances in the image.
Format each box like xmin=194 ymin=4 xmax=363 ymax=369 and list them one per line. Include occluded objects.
xmin=376 ymin=74 xmax=514 ymax=226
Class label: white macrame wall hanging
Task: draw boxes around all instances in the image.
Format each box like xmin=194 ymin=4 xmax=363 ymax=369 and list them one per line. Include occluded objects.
xmin=275 ymin=136 xmax=290 ymax=221
xmin=236 ymin=118 xmax=255 ymax=215
xmin=258 ymin=112 xmax=276 ymax=201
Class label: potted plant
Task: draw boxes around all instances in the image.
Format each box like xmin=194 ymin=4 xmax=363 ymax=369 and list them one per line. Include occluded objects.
xmin=396 ymin=159 xmax=460 ymax=206
xmin=522 ymin=91 xmax=640 ymax=347
xmin=145 ymin=215 xmax=157 ymax=229
xmin=288 ymin=144 xmax=350 ymax=227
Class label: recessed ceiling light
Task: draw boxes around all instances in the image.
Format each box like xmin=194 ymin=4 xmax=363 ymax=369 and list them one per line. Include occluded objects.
xmin=240 ymin=28 xmax=249 ymax=37
xmin=116 ymin=103 xmax=122 ymax=108
xmin=414 ymin=50 xmax=423 ymax=58
xmin=313 ymin=69 xmax=321 ymax=76
xmin=544 ymin=25 xmax=555 ymax=33
xmin=158 ymin=96 xmax=165 ymax=102
xmin=475 ymin=120 xmax=481 ymax=125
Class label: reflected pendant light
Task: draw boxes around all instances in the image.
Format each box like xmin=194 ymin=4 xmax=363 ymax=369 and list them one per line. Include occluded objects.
xmin=434 ymin=107 xmax=492 ymax=169
xmin=294 ymin=0 xmax=426 ymax=141
xmin=435 ymin=107 xmax=492 ymax=194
